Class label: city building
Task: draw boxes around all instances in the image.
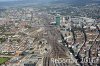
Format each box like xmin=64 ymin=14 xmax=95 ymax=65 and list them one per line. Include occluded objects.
xmin=55 ymin=14 xmax=61 ymax=26
xmin=24 ymin=62 xmax=36 ymax=66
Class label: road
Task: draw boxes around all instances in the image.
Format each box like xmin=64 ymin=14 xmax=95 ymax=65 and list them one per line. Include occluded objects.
xmin=0 ymin=55 xmax=13 ymax=58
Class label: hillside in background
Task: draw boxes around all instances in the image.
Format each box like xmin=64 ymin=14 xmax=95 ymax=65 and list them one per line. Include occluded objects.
xmin=51 ymin=0 xmax=100 ymax=5
xmin=0 ymin=0 xmax=100 ymax=7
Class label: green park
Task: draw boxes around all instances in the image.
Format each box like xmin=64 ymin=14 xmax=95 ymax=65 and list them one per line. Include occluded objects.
xmin=0 ymin=57 xmax=10 ymax=65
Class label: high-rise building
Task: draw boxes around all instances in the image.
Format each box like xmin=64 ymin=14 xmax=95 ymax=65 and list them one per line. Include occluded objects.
xmin=55 ymin=15 xmax=60 ymax=26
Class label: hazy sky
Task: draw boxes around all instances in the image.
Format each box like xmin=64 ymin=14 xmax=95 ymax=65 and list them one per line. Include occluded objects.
xmin=0 ymin=0 xmax=18 ymax=2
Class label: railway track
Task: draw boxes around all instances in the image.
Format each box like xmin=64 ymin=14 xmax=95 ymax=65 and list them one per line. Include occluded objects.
xmin=43 ymin=27 xmax=76 ymax=66
xmin=43 ymin=57 xmax=50 ymax=66
xmin=42 ymin=16 xmax=79 ymax=66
